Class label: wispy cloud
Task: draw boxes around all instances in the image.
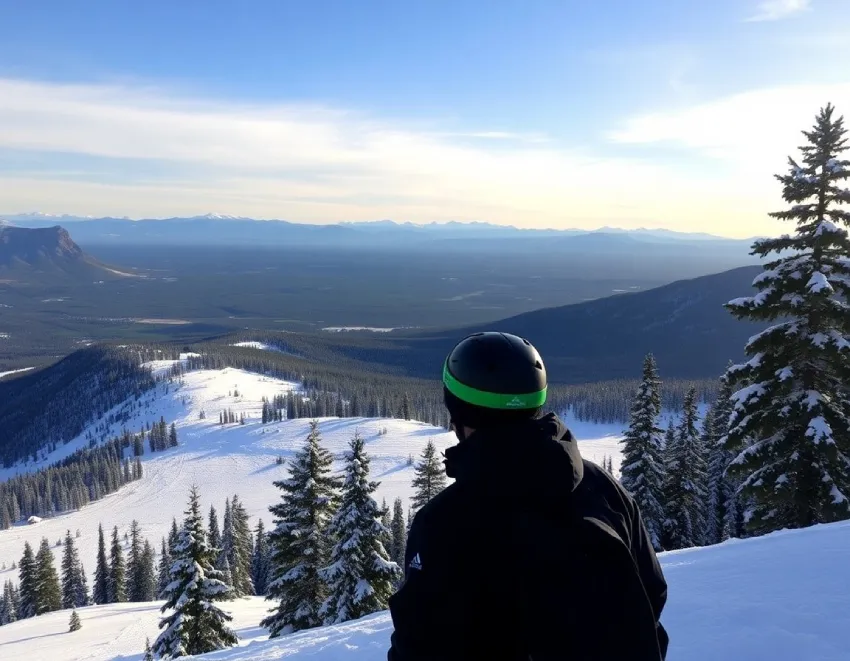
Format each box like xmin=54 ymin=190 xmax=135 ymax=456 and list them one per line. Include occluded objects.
xmin=745 ymin=0 xmax=811 ymax=23
xmin=0 ymin=77 xmax=823 ymax=237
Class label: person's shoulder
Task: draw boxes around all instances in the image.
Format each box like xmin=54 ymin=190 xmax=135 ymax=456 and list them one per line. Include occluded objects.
xmin=577 ymin=459 xmax=637 ymax=517
xmin=414 ymin=482 xmax=466 ymax=520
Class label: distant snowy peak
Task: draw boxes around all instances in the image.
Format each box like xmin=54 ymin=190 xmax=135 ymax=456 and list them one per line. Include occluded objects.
xmin=1 ymin=211 xmax=96 ymax=222
xmin=186 ymin=213 xmax=251 ymax=221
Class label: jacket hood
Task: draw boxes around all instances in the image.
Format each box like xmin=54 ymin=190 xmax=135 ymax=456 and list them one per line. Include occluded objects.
xmin=444 ymin=413 xmax=584 ymax=506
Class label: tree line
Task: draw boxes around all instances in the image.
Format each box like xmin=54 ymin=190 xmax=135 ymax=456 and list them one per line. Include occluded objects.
xmin=0 ymin=438 xmax=144 ymax=530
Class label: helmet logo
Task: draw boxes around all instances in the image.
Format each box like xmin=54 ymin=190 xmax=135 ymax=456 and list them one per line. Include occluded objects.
xmin=505 ymin=396 xmax=526 ymax=408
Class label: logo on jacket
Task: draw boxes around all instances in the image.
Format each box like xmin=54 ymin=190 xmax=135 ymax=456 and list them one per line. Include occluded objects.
xmin=409 ymin=553 xmax=423 ymax=571
xmin=505 ymin=397 xmax=526 ymax=408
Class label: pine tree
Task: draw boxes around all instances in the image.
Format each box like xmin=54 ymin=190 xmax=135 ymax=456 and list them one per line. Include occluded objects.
xmin=390 ymin=497 xmax=407 ymax=568
xmin=263 ymin=420 xmax=341 ymax=637
xmin=127 ymin=520 xmax=144 ymax=601
xmin=410 ymin=440 xmax=447 ymax=514
xmin=35 ymin=537 xmax=62 ymax=615
xmin=229 ymin=494 xmax=254 ymax=596
xmin=663 ymin=389 xmax=708 ymax=549
xmin=143 ymin=637 xmax=154 ymax=661
xmin=251 ymin=519 xmax=271 ymax=596
xmin=158 ymin=538 xmax=172 ymax=597
xmin=69 ymin=609 xmax=82 ymax=632
xmin=169 ymin=423 xmax=179 ymax=448
xmin=208 ymin=505 xmax=222 ymax=551
xmin=18 ymin=542 xmax=37 ymax=619
xmin=153 ymin=486 xmax=237 ymax=659
xmin=109 ymin=526 xmax=127 ymax=603
xmin=619 ymin=354 xmax=667 ymax=550
xmin=168 ymin=518 xmax=180 ymax=556
xmin=705 ymin=377 xmax=738 ymax=544
xmin=723 ymin=105 xmax=850 ymax=534
xmin=61 ymin=530 xmax=86 ymax=608
xmin=138 ymin=540 xmax=157 ymax=601
xmin=93 ymin=524 xmax=110 ymax=605
xmin=321 ymin=433 xmax=401 ymax=624
xmin=0 ymin=581 xmax=17 ymax=625
xmin=77 ymin=563 xmax=89 ymax=607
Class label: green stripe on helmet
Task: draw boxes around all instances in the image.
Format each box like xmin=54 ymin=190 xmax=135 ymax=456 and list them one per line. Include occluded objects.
xmin=443 ymin=362 xmax=547 ymax=410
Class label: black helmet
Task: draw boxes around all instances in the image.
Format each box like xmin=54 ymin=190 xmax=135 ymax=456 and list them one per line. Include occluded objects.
xmin=443 ymin=332 xmax=547 ymax=429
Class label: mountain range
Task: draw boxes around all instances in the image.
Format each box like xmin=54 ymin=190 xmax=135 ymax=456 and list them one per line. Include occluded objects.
xmin=1 ymin=213 xmax=758 ymax=252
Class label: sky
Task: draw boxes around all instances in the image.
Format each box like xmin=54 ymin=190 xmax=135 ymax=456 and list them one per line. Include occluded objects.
xmin=0 ymin=0 xmax=849 ymax=237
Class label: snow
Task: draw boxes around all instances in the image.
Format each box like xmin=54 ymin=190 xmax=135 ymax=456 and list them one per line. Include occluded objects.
xmin=0 ymin=597 xmax=271 ymax=661
xmin=321 ymin=327 xmax=396 ymax=333
xmin=230 ymin=342 xmax=297 ymax=357
xmin=806 ymin=271 xmax=833 ymax=294
xmin=0 ymin=364 xmax=627 ymax=589
xmin=814 ymin=220 xmax=842 ymax=237
xmin=4 ymin=522 xmax=848 ymax=661
xmin=0 ymin=367 xmax=34 ymax=380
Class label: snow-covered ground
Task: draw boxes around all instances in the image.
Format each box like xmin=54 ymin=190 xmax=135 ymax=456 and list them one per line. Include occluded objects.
xmin=1 ymin=521 xmax=847 ymax=661
xmin=0 ymin=597 xmax=271 ymax=661
xmin=0 ymin=362 xmax=625 ymax=590
xmin=0 ymin=367 xmax=34 ymax=380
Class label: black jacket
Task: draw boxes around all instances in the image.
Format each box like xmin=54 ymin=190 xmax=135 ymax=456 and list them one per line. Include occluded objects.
xmin=388 ymin=414 xmax=668 ymax=661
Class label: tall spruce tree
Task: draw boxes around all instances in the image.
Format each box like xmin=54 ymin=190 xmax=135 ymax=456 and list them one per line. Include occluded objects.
xmin=0 ymin=581 xmax=17 ymax=625
xmin=208 ymin=505 xmax=222 ymax=552
xmin=153 ymin=486 xmax=237 ymax=659
xmin=18 ymin=542 xmax=37 ymax=619
xmin=410 ymin=440 xmax=447 ymax=514
xmin=320 ymin=433 xmax=401 ymax=624
xmin=723 ymin=104 xmax=850 ymax=534
xmin=390 ymin=497 xmax=407 ymax=568
xmin=93 ymin=524 xmax=110 ymax=605
xmin=138 ymin=540 xmax=158 ymax=601
xmin=109 ymin=526 xmax=127 ymax=603
xmin=705 ymin=378 xmax=738 ymax=544
xmin=619 ymin=354 xmax=667 ymax=550
xmin=263 ymin=420 xmax=341 ymax=637
xmin=61 ymin=530 xmax=87 ymax=609
xmin=127 ymin=520 xmax=144 ymax=602
xmin=168 ymin=518 xmax=180 ymax=555
xmin=35 ymin=537 xmax=62 ymax=615
xmin=229 ymin=494 xmax=254 ymax=596
xmin=662 ymin=389 xmax=708 ymax=549
xmin=251 ymin=519 xmax=271 ymax=596
xmin=158 ymin=538 xmax=172 ymax=597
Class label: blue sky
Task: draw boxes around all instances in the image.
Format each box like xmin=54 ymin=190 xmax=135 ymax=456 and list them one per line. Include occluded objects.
xmin=0 ymin=0 xmax=848 ymax=236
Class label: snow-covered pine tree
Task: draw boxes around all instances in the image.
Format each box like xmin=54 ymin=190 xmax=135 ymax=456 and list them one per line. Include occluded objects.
xmin=77 ymin=563 xmax=89 ymax=607
xmin=251 ymin=519 xmax=271 ymax=596
xmin=18 ymin=543 xmax=36 ymax=619
xmin=69 ymin=609 xmax=81 ymax=632
xmin=143 ymin=637 xmax=153 ymax=661
xmin=169 ymin=423 xmax=179 ymax=448
xmin=390 ymin=497 xmax=407 ymax=568
xmin=410 ymin=440 xmax=447 ymax=514
xmin=320 ymin=433 xmax=401 ymax=625
xmin=723 ymin=104 xmax=850 ymax=535
xmin=127 ymin=520 xmax=144 ymax=602
xmin=109 ymin=526 xmax=127 ymax=603
xmin=662 ymin=389 xmax=709 ymax=549
xmin=208 ymin=505 xmax=222 ymax=551
xmin=705 ymin=377 xmax=738 ymax=545
xmin=0 ymin=581 xmax=17 ymax=625
xmin=93 ymin=524 xmax=110 ymax=605
xmin=229 ymin=494 xmax=254 ymax=596
xmin=619 ymin=354 xmax=667 ymax=550
xmin=263 ymin=420 xmax=341 ymax=637
xmin=138 ymin=540 xmax=157 ymax=601
xmin=168 ymin=518 xmax=180 ymax=556
xmin=35 ymin=537 xmax=62 ymax=615
xmin=61 ymin=530 xmax=86 ymax=608
xmin=153 ymin=486 xmax=237 ymax=659
xmin=157 ymin=538 xmax=171 ymax=597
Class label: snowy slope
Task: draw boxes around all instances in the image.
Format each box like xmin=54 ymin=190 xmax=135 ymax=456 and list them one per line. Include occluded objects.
xmin=2 ymin=521 xmax=847 ymax=661
xmin=0 ymin=597 xmax=271 ymax=661
xmin=0 ymin=363 xmax=624 ymax=589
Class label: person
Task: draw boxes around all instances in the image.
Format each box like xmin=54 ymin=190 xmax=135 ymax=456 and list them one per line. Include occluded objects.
xmin=387 ymin=332 xmax=669 ymax=660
